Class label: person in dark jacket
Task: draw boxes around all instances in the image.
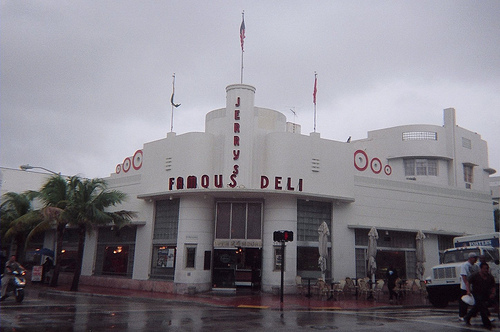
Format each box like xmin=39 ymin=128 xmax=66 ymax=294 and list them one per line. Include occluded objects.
xmin=386 ymin=266 xmax=398 ymax=302
xmin=42 ymin=257 xmax=53 ymax=284
xmin=464 ymin=262 xmax=496 ymax=330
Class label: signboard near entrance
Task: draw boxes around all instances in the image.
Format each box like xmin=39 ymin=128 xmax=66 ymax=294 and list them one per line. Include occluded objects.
xmin=213 ymin=239 xmax=262 ymax=248
xmin=31 ymin=265 xmax=42 ymax=282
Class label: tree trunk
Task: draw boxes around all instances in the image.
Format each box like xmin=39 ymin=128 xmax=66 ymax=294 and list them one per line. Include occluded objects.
xmin=50 ymin=223 xmax=66 ymax=287
xmin=70 ymin=224 xmax=86 ymax=292
xmin=15 ymin=234 xmax=26 ymax=266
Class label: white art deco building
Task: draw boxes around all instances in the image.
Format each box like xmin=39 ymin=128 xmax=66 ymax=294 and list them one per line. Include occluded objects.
xmin=2 ymin=83 xmax=496 ymax=294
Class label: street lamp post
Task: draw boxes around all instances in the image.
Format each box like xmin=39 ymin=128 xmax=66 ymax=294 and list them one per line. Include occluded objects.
xmin=19 ymin=164 xmax=60 ymax=175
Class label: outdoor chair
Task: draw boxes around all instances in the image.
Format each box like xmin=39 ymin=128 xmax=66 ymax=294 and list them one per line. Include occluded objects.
xmin=410 ymin=279 xmax=421 ymax=293
xmin=419 ymin=280 xmax=427 ymax=295
xmin=404 ymin=279 xmax=416 ymax=294
xmin=357 ymin=278 xmax=369 ymax=298
xmin=413 ymin=279 xmax=428 ymax=298
xmin=373 ymin=279 xmax=385 ymax=300
xmin=333 ymin=279 xmax=346 ymax=300
xmin=344 ymin=277 xmax=357 ymax=297
xmin=315 ymin=278 xmax=330 ymax=300
xmin=395 ymin=278 xmax=414 ymax=301
xmin=295 ymin=276 xmax=305 ymax=295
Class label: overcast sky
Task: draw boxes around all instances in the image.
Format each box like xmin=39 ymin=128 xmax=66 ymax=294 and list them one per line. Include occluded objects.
xmin=1 ymin=1 xmax=499 ymax=179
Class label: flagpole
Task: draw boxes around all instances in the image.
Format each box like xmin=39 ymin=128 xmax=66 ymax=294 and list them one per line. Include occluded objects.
xmin=240 ymin=11 xmax=245 ymax=84
xmin=170 ymin=73 xmax=175 ymax=132
xmin=241 ymin=47 xmax=244 ymax=84
xmin=169 ymin=73 xmax=181 ymax=133
xmin=313 ymin=72 xmax=317 ymax=132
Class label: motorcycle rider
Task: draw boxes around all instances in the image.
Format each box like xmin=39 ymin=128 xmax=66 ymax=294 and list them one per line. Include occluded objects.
xmin=1 ymin=255 xmax=25 ymax=301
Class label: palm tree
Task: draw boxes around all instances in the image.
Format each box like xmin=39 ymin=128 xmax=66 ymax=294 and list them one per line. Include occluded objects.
xmin=28 ymin=175 xmax=76 ymax=287
xmin=1 ymin=191 xmax=39 ymax=264
xmin=68 ymin=177 xmax=134 ymax=291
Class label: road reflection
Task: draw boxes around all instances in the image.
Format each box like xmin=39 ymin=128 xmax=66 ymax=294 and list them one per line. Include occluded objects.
xmin=0 ymin=291 xmax=486 ymax=331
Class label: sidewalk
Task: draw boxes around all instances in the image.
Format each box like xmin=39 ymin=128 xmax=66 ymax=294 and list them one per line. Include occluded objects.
xmin=27 ymin=281 xmax=432 ymax=311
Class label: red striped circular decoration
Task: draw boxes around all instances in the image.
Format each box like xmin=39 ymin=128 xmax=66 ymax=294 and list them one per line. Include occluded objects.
xmin=122 ymin=157 xmax=131 ymax=173
xmin=115 ymin=164 xmax=122 ymax=174
xmin=354 ymin=150 xmax=368 ymax=171
xmin=384 ymin=165 xmax=392 ymax=176
xmin=133 ymin=150 xmax=143 ymax=170
xmin=370 ymin=158 xmax=382 ymax=174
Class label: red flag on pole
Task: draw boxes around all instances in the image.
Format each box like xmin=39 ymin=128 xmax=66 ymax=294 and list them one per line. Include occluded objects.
xmin=313 ymin=74 xmax=317 ymax=105
xmin=240 ymin=15 xmax=246 ymax=51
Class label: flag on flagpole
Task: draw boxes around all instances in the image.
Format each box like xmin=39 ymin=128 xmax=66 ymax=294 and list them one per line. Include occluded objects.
xmin=240 ymin=14 xmax=246 ymax=51
xmin=313 ymin=73 xmax=317 ymax=105
xmin=170 ymin=73 xmax=181 ymax=108
xmin=170 ymin=93 xmax=180 ymax=108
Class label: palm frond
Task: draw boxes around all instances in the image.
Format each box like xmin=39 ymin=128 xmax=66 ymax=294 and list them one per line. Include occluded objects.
xmin=4 ymin=210 xmax=42 ymax=239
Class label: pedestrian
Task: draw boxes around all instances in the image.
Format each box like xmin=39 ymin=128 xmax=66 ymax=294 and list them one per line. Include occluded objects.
xmin=386 ymin=266 xmax=398 ymax=303
xmin=459 ymin=252 xmax=479 ymax=321
xmin=1 ymin=255 xmax=25 ymax=301
xmin=478 ymin=255 xmax=496 ymax=320
xmin=463 ymin=262 xmax=496 ymax=330
xmin=42 ymin=257 xmax=53 ymax=284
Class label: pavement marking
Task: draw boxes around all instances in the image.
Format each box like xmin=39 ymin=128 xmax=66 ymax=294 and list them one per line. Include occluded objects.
xmin=310 ymin=306 xmax=342 ymax=310
xmin=237 ymin=305 xmax=270 ymax=309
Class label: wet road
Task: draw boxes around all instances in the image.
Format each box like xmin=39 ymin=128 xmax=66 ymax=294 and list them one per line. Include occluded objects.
xmin=0 ymin=291 xmax=496 ymax=331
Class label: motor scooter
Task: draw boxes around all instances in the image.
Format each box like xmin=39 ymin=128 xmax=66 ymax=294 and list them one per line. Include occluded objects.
xmin=1 ymin=269 xmax=27 ymax=303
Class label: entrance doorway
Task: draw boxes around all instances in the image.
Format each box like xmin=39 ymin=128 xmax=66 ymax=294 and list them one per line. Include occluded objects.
xmin=212 ymin=248 xmax=261 ymax=290
xmin=376 ymin=250 xmax=406 ymax=280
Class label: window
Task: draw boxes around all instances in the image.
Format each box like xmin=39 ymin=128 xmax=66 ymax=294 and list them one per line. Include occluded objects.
xmin=354 ymin=229 xmax=418 ymax=279
xmin=102 ymin=246 xmax=129 ymax=276
xmin=297 ymin=200 xmax=331 ymax=242
xmin=296 ymin=200 xmax=331 ymax=275
xmin=151 ymin=245 xmax=176 ymax=280
xmin=463 ymin=164 xmax=474 ymax=183
xmin=405 ymin=251 xmax=416 ymax=279
xmin=297 ymin=246 xmax=322 ymax=271
xmin=95 ymin=226 xmax=136 ymax=277
xmin=404 ymin=159 xmax=415 ymax=176
xmin=185 ymin=245 xmax=196 ymax=268
xmin=154 ymin=199 xmax=180 ymax=240
xmin=151 ymin=199 xmax=179 ymax=279
xmin=155 ymin=246 xmax=175 ymax=268
xmin=215 ymin=202 xmax=262 ymax=240
xmin=58 ymin=228 xmax=79 ymax=272
xmin=402 ymin=131 xmax=437 ymax=141
xmin=355 ymin=248 xmax=366 ymax=279
xmin=404 ymin=159 xmax=438 ymax=176
xmin=427 ymin=160 xmax=438 ymax=176
xmin=416 ymin=159 xmax=427 ymax=175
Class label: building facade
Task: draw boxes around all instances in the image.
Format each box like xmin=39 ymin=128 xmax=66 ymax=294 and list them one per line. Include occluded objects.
xmin=2 ymin=83 xmax=496 ymax=293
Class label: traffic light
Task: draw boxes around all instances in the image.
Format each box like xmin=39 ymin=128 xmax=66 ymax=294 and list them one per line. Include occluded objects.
xmin=273 ymin=230 xmax=294 ymax=242
xmin=283 ymin=230 xmax=293 ymax=241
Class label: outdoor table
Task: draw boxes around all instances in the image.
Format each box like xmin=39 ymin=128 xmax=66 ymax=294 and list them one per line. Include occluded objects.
xmin=366 ymin=279 xmax=377 ymax=300
xmin=397 ymin=279 xmax=408 ymax=300
xmin=349 ymin=278 xmax=359 ymax=298
xmin=302 ymin=277 xmax=316 ymax=298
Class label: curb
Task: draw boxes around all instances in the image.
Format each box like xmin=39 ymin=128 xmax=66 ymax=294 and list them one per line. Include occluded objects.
xmin=32 ymin=287 xmax=432 ymax=311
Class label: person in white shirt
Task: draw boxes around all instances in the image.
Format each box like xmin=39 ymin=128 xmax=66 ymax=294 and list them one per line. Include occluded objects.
xmin=458 ymin=252 xmax=479 ymax=320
